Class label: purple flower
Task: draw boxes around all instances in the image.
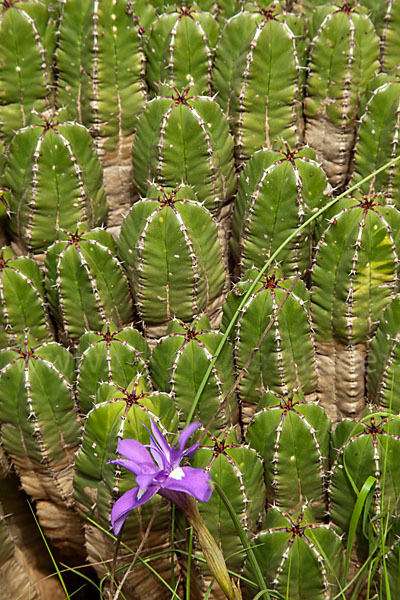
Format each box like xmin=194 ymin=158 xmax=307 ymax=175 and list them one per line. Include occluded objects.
xmin=108 ymin=419 xmax=212 ymax=535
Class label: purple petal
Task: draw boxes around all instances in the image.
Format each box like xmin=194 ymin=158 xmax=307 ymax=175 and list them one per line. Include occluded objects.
xmin=135 ymin=472 xmax=159 ymax=490
xmin=182 ymin=441 xmax=200 ymax=458
xmin=110 ymin=485 xmax=159 ymax=536
xmin=107 ymin=457 xmax=156 ymax=476
xmin=177 ymin=422 xmax=201 ymax=451
xmin=149 ymin=419 xmax=172 ymax=459
xmin=163 ymin=467 xmax=213 ymax=502
xmin=117 ymin=438 xmax=153 ymax=464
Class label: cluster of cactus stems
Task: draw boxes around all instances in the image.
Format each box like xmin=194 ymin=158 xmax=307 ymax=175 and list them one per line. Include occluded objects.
xmin=1 ymin=0 xmax=400 ymax=599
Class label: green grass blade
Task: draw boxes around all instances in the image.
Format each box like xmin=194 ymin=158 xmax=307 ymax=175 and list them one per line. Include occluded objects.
xmin=27 ymin=500 xmax=71 ymax=600
xmin=343 ymin=476 xmax=377 ymax=585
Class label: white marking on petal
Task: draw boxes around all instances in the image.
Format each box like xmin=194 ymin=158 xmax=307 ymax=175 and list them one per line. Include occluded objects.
xmin=169 ymin=467 xmax=185 ymax=480
xmin=137 ymin=487 xmax=146 ymax=500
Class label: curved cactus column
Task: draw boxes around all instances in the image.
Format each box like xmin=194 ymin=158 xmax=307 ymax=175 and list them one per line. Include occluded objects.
xmin=245 ymin=505 xmax=344 ymax=600
xmin=311 ymin=196 xmax=400 ymax=422
xmin=229 ymin=8 xmax=303 ymax=163
xmin=349 ymin=76 xmax=400 ymax=205
xmin=118 ymin=185 xmax=227 ymax=336
xmin=145 ymin=6 xmax=219 ymax=96
xmin=231 ymin=145 xmax=329 ymax=279
xmin=149 ymin=315 xmax=237 ymax=434
xmin=4 ymin=114 xmax=108 ymax=257
xmin=246 ymin=390 xmax=330 ymax=520
xmin=0 ymin=473 xmax=65 ymax=600
xmin=74 ymin=379 xmax=179 ymax=600
xmin=0 ymin=340 xmax=85 ymax=560
xmin=329 ymin=414 xmax=400 ymax=557
xmin=380 ymin=0 xmax=400 ymax=76
xmin=304 ymin=3 xmax=380 ymax=189
xmin=221 ymin=268 xmax=317 ymax=423
xmin=0 ymin=247 xmax=54 ymax=349
xmin=131 ymin=89 xmax=236 ymax=225
xmin=368 ymin=297 xmax=400 ymax=413
xmin=77 ymin=324 xmax=151 ymax=414
xmin=188 ymin=428 xmax=266 ymax=599
xmin=79 ymin=0 xmax=147 ymax=233
xmin=0 ymin=0 xmax=55 ymax=143
xmin=45 ymin=227 xmax=134 ymax=344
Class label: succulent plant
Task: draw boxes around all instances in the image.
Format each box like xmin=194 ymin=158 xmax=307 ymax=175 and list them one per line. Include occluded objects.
xmin=149 ymin=314 xmax=236 ymax=433
xmin=222 ymin=267 xmax=317 ymax=422
xmin=231 ymin=145 xmax=329 ymax=278
xmin=131 ymin=88 xmax=236 ymax=220
xmin=329 ymin=413 xmax=400 ymax=554
xmin=304 ymin=3 xmax=380 ymax=188
xmin=3 ymin=113 xmax=107 ymax=253
xmin=118 ymin=184 xmax=226 ymax=335
xmin=0 ymin=0 xmax=55 ymax=143
xmin=246 ymin=504 xmax=344 ymax=600
xmin=145 ymin=5 xmax=219 ymax=96
xmin=0 ymin=246 xmax=54 ymax=348
xmin=246 ymin=390 xmax=330 ymax=520
xmin=349 ymin=76 xmax=400 ymax=205
xmin=45 ymin=227 xmax=133 ymax=343
xmin=76 ymin=324 xmax=151 ymax=414
xmin=0 ymin=339 xmax=84 ymax=555
xmin=311 ymin=194 xmax=400 ymax=421
xmin=74 ymin=375 xmax=179 ymax=599
xmin=227 ymin=5 xmax=304 ymax=162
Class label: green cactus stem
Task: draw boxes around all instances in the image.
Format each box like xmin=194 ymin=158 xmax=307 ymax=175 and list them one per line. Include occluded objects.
xmin=145 ymin=5 xmax=219 ymax=97
xmin=247 ymin=390 xmax=330 ymax=520
xmin=149 ymin=314 xmax=236 ymax=434
xmin=304 ymin=3 xmax=380 ymax=188
xmin=0 ymin=0 xmax=55 ymax=143
xmin=4 ymin=113 xmax=108 ymax=254
xmin=349 ymin=76 xmax=400 ymax=205
xmin=231 ymin=145 xmax=329 ymax=278
xmin=131 ymin=88 xmax=236 ymax=221
xmin=74 ymin=376 xmax=179 ymax=599
xmin=246 ymin=504 xmax=344 ymax=600
xmin=45 ymin=227 xmax=134 ymax=343
xmin=118 ymin=184 xmax=226 ymax=335
xmin=0 ymin=338 xmax=84 ymax=556
xmin=222 ymin=267 xmax=317 ymax=422
xmin=76 ymin=323 xmax=151 ymax=414
xmin=0 ymin=247 xmax=54 ymax=348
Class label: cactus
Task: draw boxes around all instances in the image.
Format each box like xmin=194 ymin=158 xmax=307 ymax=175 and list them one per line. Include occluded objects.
xmin=311 ymin=194 xmax=400 ymax=421
xmin=149 ymin=314 xmax=236 ymax=433
xmin=131 ymin=88 xmax=236 ymax=220
xmin=380 ymin=0 xmax=400 ymax=77
xmin=368 ymin=297 xmax=400 ymax=413
xmin=304 ymin=3 xmax=380 ymax=188
xmin=45 ymin=227 xmax=133 ymax=343
xmin=189 ymin=429 xmax=266 ymax=581
xmin=118 ymin=184 xmax=226 ymax=334
xmin=0 ymin=246 xmax=54 ymax=348
xmin=246 ymin=504 xmax=344 ymax=600
xmin=349 ymin=76 xmax=400 ymax=205
xmin=0 ymin=339 xmax=84 ymax=556
xmin=222 ymin=267 xmax=317 ymax=422
xmin=329 ymin=413 xmax=400 ymax=556
xmin=145 ymin=5 xmax=219 ymax=96
xmin=227 ymin=5 xmax=303 ymax=162
xmin=74 ymin=376 xmax=179 ymax=599
xmin=246 ymin=390 xmax=330 ymax=520
xmin=76 ymin=324 xmax=151 ymax=414
xmin=56 ymin=0 xmax=147 ymax=231
xmin=3 ymin=113 xmax=108 ymax=254
xmin=0 ymin=0 xmax=55 ymax=143
xmin=231 ymin=145 xmax=329 ymax=278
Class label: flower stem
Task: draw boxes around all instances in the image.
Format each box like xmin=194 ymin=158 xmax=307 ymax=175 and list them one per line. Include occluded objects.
xmin=182 ymin=495 xmax=242 ymax=600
